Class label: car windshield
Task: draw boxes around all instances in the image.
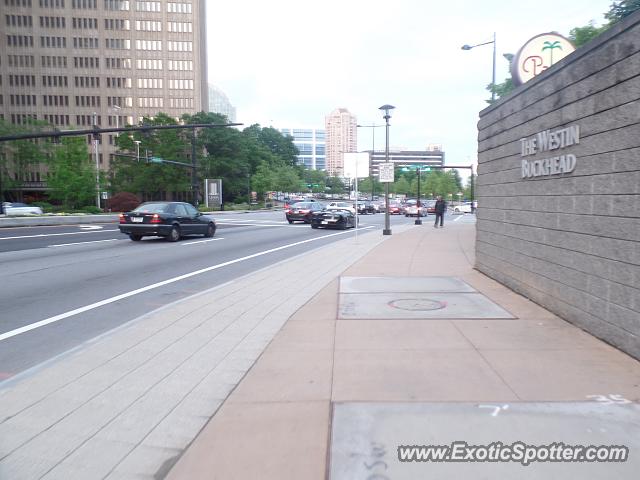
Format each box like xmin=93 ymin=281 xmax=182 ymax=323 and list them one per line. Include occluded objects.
xmin=133 ymin=203 xmax=169 ymax=213
xmin=292 ymin=202 xmax=312 ymax=208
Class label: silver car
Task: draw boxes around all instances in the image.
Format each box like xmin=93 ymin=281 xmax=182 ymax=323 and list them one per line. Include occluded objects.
xmin=2 ymin=202 xmax=44 ymax=216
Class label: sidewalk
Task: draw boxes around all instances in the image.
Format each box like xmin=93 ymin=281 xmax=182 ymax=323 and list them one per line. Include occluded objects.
xmin=167 ymin=221 xmax=640 ymax=480
xmin=1 ymin=220 xmax=639 ymax=479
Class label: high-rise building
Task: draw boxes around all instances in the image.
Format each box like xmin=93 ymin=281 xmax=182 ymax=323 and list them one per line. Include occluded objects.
xmin=324 ymin=108 xmax=356 ymax=176
xmin=0 ymin=0 xmax=208 ymax=181
xmin=278 ymin=127 xmax=325 ymax=170
xmin=208 ymin=84 xmax=236 ymax=122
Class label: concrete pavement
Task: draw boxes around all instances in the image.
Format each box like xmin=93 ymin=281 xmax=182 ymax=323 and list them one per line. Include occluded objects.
xmin=1 ymin=218 xmax=639 ymax=479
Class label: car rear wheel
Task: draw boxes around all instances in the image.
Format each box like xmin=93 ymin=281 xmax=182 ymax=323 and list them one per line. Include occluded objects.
xmin=129 ymin=234 xmax=142 ymax=241
xmin=311 ymin=224 xmax=318 ymax=229
xmin=287 ymin=219 xmax=294 ymax=224
xmin=167 ymin=225 xmax=181 ymax=242
xmin=204 ymin=223 xmax=216 ymax=238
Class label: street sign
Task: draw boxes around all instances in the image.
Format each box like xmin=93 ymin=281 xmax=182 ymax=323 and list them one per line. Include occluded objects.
xmin=379 ymin=162 xmax=394 ymax=182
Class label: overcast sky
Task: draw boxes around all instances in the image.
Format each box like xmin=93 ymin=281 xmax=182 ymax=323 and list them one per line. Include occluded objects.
xmin=206 ymin=0 xmax=609 ymax=172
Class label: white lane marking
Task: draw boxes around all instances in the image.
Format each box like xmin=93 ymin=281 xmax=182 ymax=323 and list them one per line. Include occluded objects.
xmin=182 ymin=238 xmax=225 ymax=245
xmin=453 ymin=215 xmax=464 ymax=222
xmin=0 ymin=228 xmax=361 ymax=342
xmin=78 ymin=225 xmax=104 ymax=230
xmin=0 ymin=230 xmax=119 ymax=241
xmin=216 ymin=222 xmax=290 ymax=227
xmin=49 ymin=239 xmax=122 ymax=248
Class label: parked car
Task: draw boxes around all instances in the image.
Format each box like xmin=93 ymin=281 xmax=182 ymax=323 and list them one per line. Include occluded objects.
xmin=326 ymin=201 xmax=356 ymax=214
xmin=388 ymin=202 xmax=403 ymax=215
xmin=424 ymin=199 xmax=437 ymax=214
xmin=355 ymin=201 xmax=375 ymax=214
xmin=452 ymin=202 xmax=473 ymax=214
xmin=285 ymin=201 xmax=324 ymax=223
xmin=404 ymin=204 xmax=428 ymax=217
xmin=118 ymin=201 xmax=216 ymax=241
xmin=310 ymin=209 xmax=356 ymax=229
xmin=2 ymin=202 xmax=43 ymax=216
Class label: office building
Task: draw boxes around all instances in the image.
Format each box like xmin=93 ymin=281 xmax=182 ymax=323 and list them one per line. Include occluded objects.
xmin=278 ymin=127 xmax=325 ymax=170
xmin=369 ymin=144 xmax=445 ymax=176
xmin=0 ymin=0 xmax=208 ymax=197
xmin=208 ymin=84 xmax=236 ymax=122
xmin=324 ymin=108 xmax=356 ymax=176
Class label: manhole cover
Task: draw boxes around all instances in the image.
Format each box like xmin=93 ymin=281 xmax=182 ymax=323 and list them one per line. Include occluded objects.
xmin=388 ymin=298 xmax=446 ymax=311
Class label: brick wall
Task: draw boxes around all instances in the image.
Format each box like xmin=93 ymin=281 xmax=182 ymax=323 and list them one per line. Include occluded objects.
xmin=475 ymin=12 xmax=640 ymax=359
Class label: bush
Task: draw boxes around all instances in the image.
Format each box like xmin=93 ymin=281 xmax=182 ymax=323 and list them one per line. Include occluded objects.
xmin=31 ymin=201 xmax=54 ymax=212
xmin=79 ymin=206 xmax=102 ymax=214
xmin=107 ymin=192 xmax=141 ymax=212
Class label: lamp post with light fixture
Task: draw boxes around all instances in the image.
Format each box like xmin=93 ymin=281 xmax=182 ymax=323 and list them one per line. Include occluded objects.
xmin=462 ymin=32 xmax=497 ymax=102
xmin=379 ymin=104 xmax=395 ymax=236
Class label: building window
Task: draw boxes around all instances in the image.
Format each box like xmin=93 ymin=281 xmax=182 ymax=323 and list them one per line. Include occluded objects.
xmin=135 ymin=1 xmax=160 ymax=12
xmin=104 ymin=0 xmax=129 ymax=10
xmin=167 ymin=2 xmax=191 ymax=13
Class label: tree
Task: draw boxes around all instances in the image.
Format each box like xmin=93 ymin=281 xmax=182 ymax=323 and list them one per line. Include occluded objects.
xmin=0 ymin=118 xmax=52 ymax=201
xmin=47 ymin=137 xmax=97 ymax=209
xmin=605 ymin=0 xmax=640 ymax=23
xmin=569 ymin=22 xmax=607 ymax=47
xmin=111 ymin=113 xmax=192 ymax=200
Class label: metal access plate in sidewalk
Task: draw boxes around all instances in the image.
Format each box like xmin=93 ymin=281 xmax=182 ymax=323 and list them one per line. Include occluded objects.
xmin=338 ymin=276 xmax=514 ymax=319
xmin=330 ymin=402 xmax=640 ymax=479
xmin=340 ymin=276 xmax=476 ymax=293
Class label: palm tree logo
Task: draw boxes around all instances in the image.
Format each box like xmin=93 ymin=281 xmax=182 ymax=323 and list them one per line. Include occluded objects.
xmin=542 ymin=40 xmax=563 ymax=65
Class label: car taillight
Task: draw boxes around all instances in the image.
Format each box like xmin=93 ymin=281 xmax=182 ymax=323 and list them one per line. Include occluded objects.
xmin=150 ymin=214 xmax=162 ymax=223
xmin=119 ymin=213 xmax=125 ymax=224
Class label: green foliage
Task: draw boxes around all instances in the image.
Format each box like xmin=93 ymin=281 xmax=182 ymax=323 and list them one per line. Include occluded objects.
xmin=80 ymin=205 xmax=102 ymax=214
xmin=605 ymin=0 xmax=640 ymax=23
xmin=325 ymin=176 xmax=346 ymax=194
xmin=568 ymin=22 xmax=607 ymax=47
xmin=46 ymin=136 xmax=97 ymax=209
xmin=0 ymin=118 xmax=53 ymax=199
xmin=111 ymin=113 xmax=191 ymax=200
xmin=107 ymin=191 xmax=141 ymax=212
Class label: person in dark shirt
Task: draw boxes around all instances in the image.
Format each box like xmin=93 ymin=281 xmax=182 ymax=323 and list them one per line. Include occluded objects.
xmin=434 ymin=196 xmax=445 ymax=228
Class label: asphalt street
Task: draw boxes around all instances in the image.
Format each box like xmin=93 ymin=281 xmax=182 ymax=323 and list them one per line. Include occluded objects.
xmin=0 ymin=209 xmax=473 ymax=381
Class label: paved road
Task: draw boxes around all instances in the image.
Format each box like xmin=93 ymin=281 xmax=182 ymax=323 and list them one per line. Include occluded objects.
xmin=1 ymin=210 xmax=469 ymax=380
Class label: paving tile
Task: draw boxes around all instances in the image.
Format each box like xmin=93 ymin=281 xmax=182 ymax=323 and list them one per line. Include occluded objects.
xmin=453 ymin=318 xmax=614 ymax=350
xmin=108 ymin=444 xmax=182 ymax=479
xmin=0 ymin=453 xmax=59 ymax=480
xmin=336 ymin=319 xmax=473 ymax=350
xmin=332 ymin=349 xmax=518 ymax=402
xmin=46 ymin=437 xmax=136 ymax=479
xmin=481 ymin=348 xmax=640 ymax=401
xmin=227 ymin=349 xmax=333 ymax=403
xmin=166 ymin=401 xmax=330 ymax=480
xmin=268 ymin=320 xmax=336 ymax=351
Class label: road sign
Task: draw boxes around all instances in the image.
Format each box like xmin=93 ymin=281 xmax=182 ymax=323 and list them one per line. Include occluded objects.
xmin=379 ymin=162 xmax=394 ymax=182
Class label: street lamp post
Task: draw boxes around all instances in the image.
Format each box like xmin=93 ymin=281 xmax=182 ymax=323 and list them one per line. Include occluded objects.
xmin=93 ymin=112 xmax=100 ymax=209
xmin=462 ymin=32 xmax=497 ymax=102
xmin=415 ymin=168 xmax=422 ymax=225
xmin=378 ymin=104 xmax=395 ymax=236
xmin=356 ymin=123 xmax=384 ymax=200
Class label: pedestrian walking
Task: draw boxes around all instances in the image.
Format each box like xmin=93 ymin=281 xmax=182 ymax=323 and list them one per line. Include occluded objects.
xmin=434 ymin=195 xmax=445 ymax=228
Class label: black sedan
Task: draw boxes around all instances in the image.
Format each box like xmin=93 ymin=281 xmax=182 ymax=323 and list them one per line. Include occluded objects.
xmin=310 ymin=209 xmax=356 ymax=229
xmin=285 ymin=201 xmax=324 ymax=224
xmin=118 ymin=201 xmax=216 ymax=241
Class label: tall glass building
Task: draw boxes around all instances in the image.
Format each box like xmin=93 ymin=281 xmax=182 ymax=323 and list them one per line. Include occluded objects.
xmin=278 ymin=128 xmax=325 ymax=171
